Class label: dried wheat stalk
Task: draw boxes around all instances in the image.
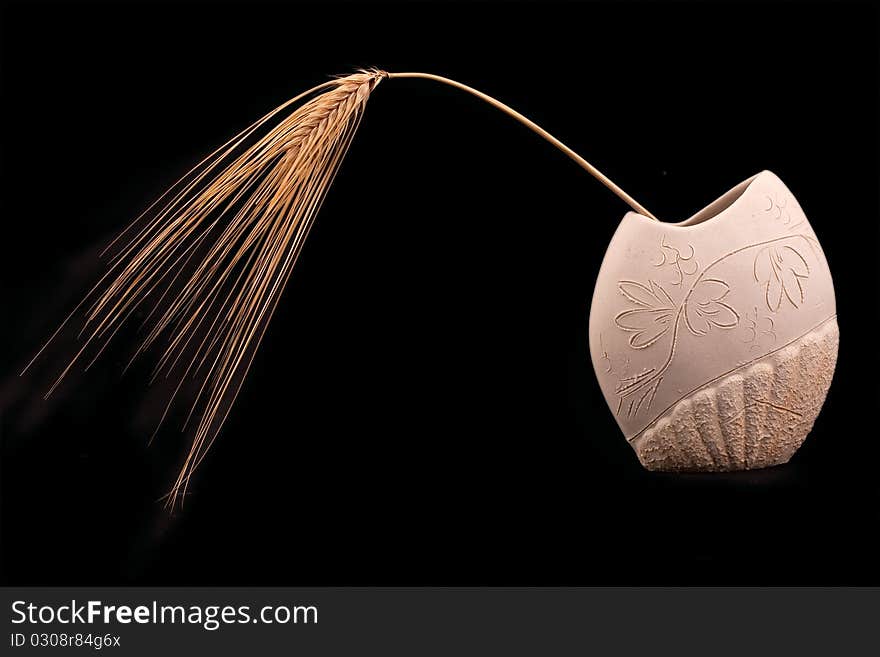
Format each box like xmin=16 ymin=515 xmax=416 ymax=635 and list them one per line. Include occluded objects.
xmin=25 ymin=69 xmax=654 ymax=508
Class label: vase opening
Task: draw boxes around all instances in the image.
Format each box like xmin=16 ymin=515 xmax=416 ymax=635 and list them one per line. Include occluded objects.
xmin=648 ymin=172 xmax=765 ymax=228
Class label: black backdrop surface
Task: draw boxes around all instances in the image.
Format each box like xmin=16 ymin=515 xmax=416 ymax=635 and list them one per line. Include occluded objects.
xmin=1 ymin=1 xmax=878 ymax=584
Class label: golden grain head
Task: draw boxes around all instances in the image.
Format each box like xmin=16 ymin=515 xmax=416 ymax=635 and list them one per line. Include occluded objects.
xmin=27 ymin=70 xmax=386 ymax=507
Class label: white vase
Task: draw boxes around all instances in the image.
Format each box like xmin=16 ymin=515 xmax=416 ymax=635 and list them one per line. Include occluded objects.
xmin=588 ymin=171 xmax=838 ymax=471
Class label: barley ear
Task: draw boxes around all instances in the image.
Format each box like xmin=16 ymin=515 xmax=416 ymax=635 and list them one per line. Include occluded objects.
xmin=30 ymin=69 xmax=387 ymax=508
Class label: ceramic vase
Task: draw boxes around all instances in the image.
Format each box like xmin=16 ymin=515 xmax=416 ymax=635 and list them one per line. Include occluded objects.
xmin=588 ymin=171 xmax=838 ymax=471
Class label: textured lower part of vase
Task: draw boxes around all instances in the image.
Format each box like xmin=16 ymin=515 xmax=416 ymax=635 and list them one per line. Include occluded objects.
xmin=631 ymin=318 xmax=839 ymax=472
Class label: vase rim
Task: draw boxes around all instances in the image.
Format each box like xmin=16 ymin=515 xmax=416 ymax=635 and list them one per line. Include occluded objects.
xmin=626 ymin=170 xmax=776 ymax=229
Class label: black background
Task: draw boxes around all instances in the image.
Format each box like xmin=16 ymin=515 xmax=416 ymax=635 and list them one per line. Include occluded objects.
xmin=1 ymin=1 xmax=878 ymax=585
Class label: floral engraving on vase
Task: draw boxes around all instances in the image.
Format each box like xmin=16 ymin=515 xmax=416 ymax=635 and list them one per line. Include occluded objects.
xmin=741 ymin=306 xmax=777 ymax=353
xmin=615 ymin=370 xmax=662 ymax=418
xmin=611 ymin=234 xmax=818 ymax=421
xmin=614 ymin=280 xmax=675 ymax=349
xmin=754 ymin=192 xmax=805 ymax=231
xmin=652 ymin=235 xmax=699 ymax=286
xmin=753 ymin=245 xmax=810 ymax=312
xmin=681 ymin=278 xmax=739 ymax=336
